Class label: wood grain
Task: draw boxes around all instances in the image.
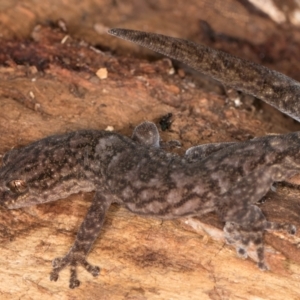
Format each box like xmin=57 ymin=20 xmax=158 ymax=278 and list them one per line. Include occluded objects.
xmin=1 ymin=1 xmax=300 ymax=299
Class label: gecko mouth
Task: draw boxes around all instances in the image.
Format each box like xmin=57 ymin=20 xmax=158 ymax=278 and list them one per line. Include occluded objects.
xmin=0 ymin=186 xmax=9 ymax=205
xmin=3 ymin=196 xmax=35 ymax=209
xmin=0 ymin=189 xmax=29 ymax=209
xmin=0 ymin=194 xmax=18 ymax=208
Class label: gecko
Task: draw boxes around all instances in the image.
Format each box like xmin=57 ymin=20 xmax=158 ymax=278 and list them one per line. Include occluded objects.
xmin=1 ymin=30 xmax=300 ymax=289
xmin=0 ymin=120 xmax=299 ymax=288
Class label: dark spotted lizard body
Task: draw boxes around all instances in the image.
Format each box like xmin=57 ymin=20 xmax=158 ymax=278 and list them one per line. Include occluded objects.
xmin=1 ymin=29 xmax=300 ymax=289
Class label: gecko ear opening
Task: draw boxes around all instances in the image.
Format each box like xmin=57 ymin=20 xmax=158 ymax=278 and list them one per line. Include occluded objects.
xmin=7 ymin=180 xmax=28 ymax=194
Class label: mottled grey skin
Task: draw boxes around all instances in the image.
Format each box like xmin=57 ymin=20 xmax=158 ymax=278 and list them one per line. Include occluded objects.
xmin=108 ymin=28 xmax=300 ymax=121
xmin=0 ymin=121 xmax=298 ymax=288
xmin=185 ymin=142 xmax=238 ymax=161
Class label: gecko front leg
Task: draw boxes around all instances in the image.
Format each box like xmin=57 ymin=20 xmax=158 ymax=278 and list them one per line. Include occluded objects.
xmin=132 ymin=121 xmax=160 ymax=147
xmin=50 ymin=189 xmax=112 ymax=289
xmin=218 ymin=165 xmax=297 ymax=269
xmin=132 ymin=121 xmax=181 ymax=149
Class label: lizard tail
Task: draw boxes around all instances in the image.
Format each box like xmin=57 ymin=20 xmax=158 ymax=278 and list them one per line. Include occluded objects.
xmin=108 ymin=28 xmax=300 ymax=122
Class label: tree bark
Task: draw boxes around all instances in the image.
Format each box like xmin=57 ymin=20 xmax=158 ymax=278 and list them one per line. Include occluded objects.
xmin=1 ymin=1 xmax=300 ymax=299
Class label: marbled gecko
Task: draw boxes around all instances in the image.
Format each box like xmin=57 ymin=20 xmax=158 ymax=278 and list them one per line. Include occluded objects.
xmin=0 ymin=29 xmax=300 ymax=289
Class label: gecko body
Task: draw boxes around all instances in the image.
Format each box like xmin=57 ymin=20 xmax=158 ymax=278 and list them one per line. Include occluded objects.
xmin=0 ymin=121 xmax=299 ymax=288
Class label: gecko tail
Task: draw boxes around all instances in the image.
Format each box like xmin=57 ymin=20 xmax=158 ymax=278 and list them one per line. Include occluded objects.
xmin=108 ymin=28 xmax=300 ymax=122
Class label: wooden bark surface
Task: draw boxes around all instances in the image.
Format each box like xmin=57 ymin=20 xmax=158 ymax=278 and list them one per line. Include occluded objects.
xmin=1 ymin=1 xmax=300 ymax=299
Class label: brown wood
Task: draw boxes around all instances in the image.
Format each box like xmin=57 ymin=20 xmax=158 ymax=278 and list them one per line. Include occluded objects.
xmin=1 ymin=1 xmax=300 ymax=299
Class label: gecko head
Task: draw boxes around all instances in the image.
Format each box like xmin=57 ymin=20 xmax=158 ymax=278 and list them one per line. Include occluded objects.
xmin=0 ymin=131 xmax=98 ymax=210
xmin=0 ymin=177 xmax=33 ymax=209
xmin=0 ymin=159 xmax=44 ymax=209
xmin=0 ymin=145 xmax=60 ymax=209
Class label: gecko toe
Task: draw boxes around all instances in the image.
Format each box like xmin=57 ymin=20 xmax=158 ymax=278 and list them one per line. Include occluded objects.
xmin=265 ymin=221 xmax=297 ymax=234
xmin=69 ymin=266 xmax=80 ymax=289
xmin=70 ymin=279 xmax=80 ymax=289
xmin=289 ymin=225 xmax=297 ymax=235
xmin=258 ymin=262 xmax=269 ymax=271
xmin=50 ymin=271 xmax=59 ymax=282
xmin=50 ymin=256 xmax=68 ymax=282
xmin=237 ymin=247 xmax=248 ymax=259
xmin=52 ymin=257 xmax=63 ymax=268
xmin=82 ymin=259 xmax=100 ymax=277
xmin=90 ymin=266 xmax=100 ymax=277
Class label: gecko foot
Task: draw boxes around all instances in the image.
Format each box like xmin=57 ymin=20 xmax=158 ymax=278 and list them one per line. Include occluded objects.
xmin=224 ymin=221 xmax=268 ymax=269
xmin=265 ymin=221 xmax=296 ymax=235
xmin=50 ymin=252 xmax=100 ymax=289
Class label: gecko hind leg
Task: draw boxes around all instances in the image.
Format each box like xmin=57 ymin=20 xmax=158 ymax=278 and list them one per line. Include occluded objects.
xmin=223 ymin=218 xmax=266 ymax=269
xmin=224 ymin=218 xmax=270 ymax=270
xmin=219 ymin=165 xmax=298 ymax=270
xmin=224 ymin=216 xmax=297 ymax=270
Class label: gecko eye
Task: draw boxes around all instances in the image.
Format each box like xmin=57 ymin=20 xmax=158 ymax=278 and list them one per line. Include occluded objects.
xmin=7 ymin=180 xmax=28 ymax=194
